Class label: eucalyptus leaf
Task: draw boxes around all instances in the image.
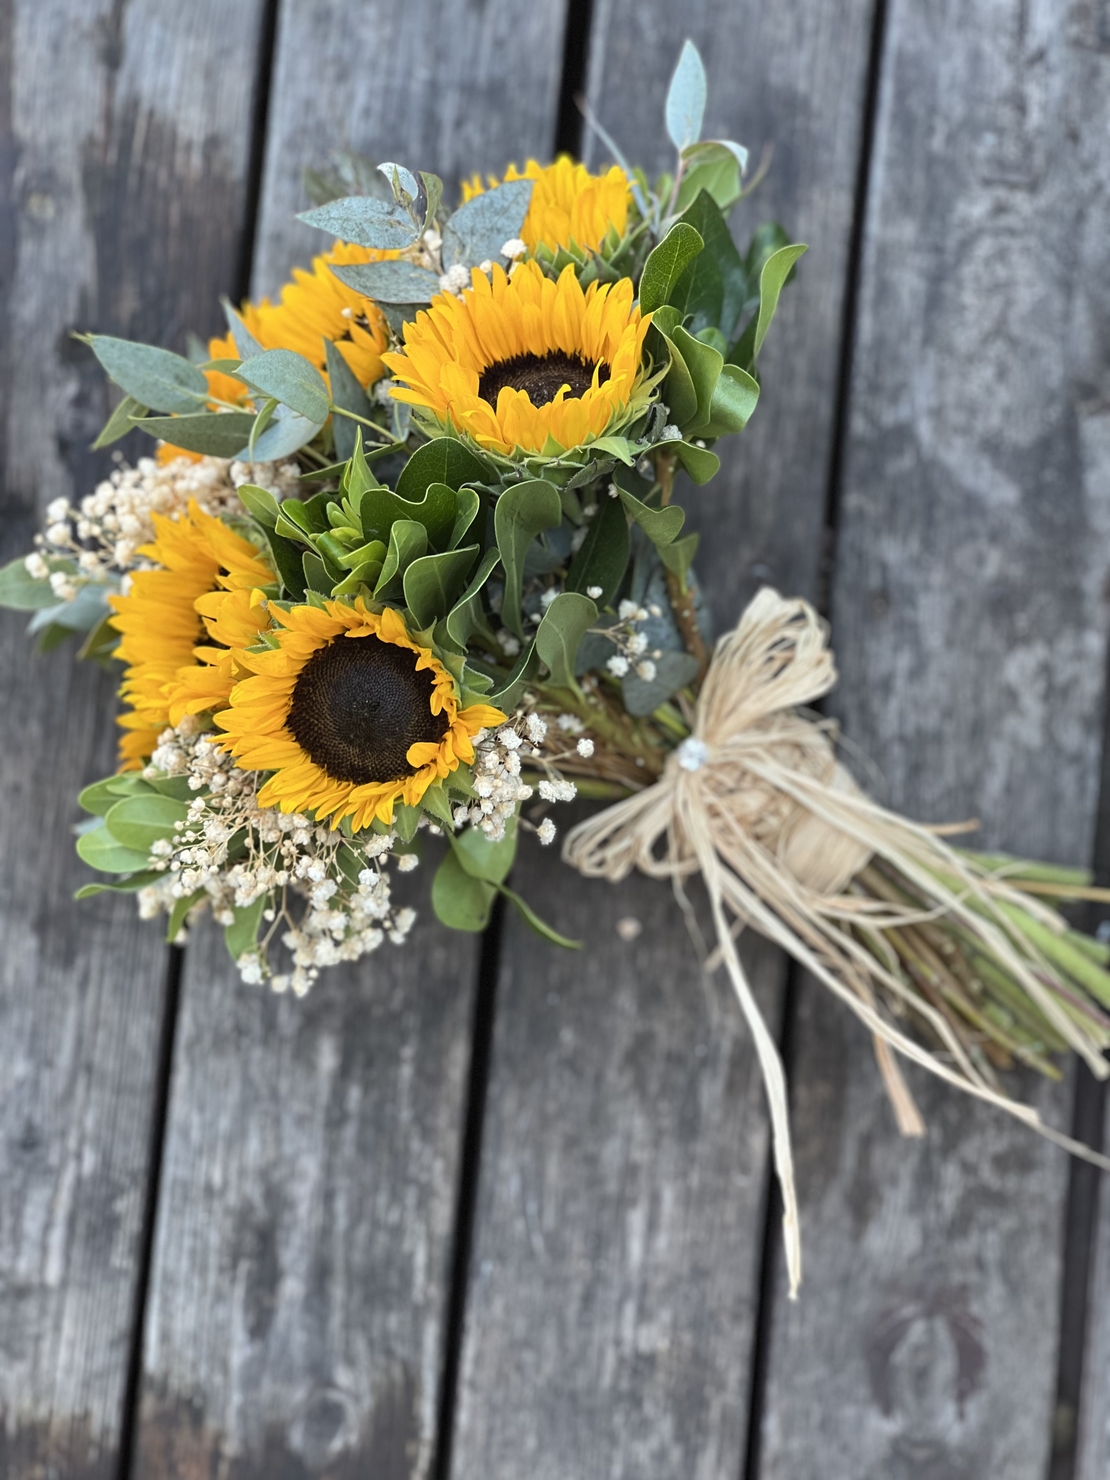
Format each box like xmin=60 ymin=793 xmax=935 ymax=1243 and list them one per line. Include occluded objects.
xmin=332 ymin=259 xmax=440 ymax=305
xmin=493 ymin=479 xmax=562 ymax=638
xmin=324 ymin=339 xmax=372 ymax=463
xmin=432 ymin=849 xmax=496 ymax=932
xmin=535 ymin=592 xmax=597 ymax=689
xmin=675 ymin=143 xmax=744 ymax=214
xmin=238 ymin=349 xmax=330 ymax=422
xmin=0 ymin=556 xmax=59 ymax=611
xmin=298 ymin=195 xmax=420 ymax=252
xmin=441 ymin=179 xmax=533 ymax=270
xmin=135 ymin=411 xmax=257 ymax=458
xmin=379 ymin=160 xmax=420 ymax=203
xmin=621 ymin=649 xmax=701 ymax=716
xmin=78 ymin=775 xmax=151 ymax=817
xmin=665 ymin=39 xmax=707 ymax=152
xmin=92 ymin=393 xmax=147 ymax=449
xmin=419 ymin=171 xmax=444 ymax=231
xmin=403 ymin=545 xmax=479 ymax=629
xmin=87 ymin=336 xmax=208 ymax=415
xmin=27 ymin=584 xmax=110 ymax=635
xmin=244 ymin=403 xmax=326 ymax=462
xmin=639 ymin=223 xmax=704 ymax=313
xmin=221 ymin=298 xmax=264 ymax=359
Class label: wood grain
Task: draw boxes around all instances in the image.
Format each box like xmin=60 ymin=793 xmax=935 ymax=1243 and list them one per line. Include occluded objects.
xmin=452 ymin=863 xmax=784 ymax=1479
xmin=1078 ymin=1097 xmax=1110 ymax=1480
xmin=251 ymin=0 xmax=571 ymax=298
xmin=0 ymin=0 xmax=268 ymax=1473
xmin=448 ymin=3 xmax=879 ymax=1471
xmin=133 ymin=910 xmax=479 ymax=1479
xmin=758 ymin=1 xmax=1110 ymax=1473
xmin=130 ymin=6 xmax=572 ymax=1476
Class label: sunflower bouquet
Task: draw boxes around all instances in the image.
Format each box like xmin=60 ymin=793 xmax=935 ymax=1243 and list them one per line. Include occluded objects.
xmin=6 ymin=41 xmax=1109 ymax=1289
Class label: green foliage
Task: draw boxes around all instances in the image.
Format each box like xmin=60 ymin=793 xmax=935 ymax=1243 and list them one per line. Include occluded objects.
xmin=665 ymin=40 xmax=707 ymax=151
xmin=225 ymin=896 xmax=267 ymax=961
xmin=0 ymin=556 xmax=59 ymax=611
xmin=331 ymin=259 xmax=440 ymax=305
xmin=493 ymin=479 xmax=562 ymax=637
xmin=85 ymin=335 xmax=207 ymax=414
xmin=93 ymin=393 xmax=147 ymax=449
xmin=566 ymin=495 xmax=629 ymax=609
xmin=622 ymin=649 xmax=700 ymax=716
xmin=375 ymin=519 xmax=428 ymax=598
xmin=76 ymin=822 xmax=152 ymax=874
xmin=729 ymin=243 xmax=808 ymax=369
xmin=441 ymin=180 xmax=533 ymax=269
xmin=445 ymin=548 xmax=500 ymax=651
xmin=103 ymin=794 xmax=189 ymax=853
xmin=432 ymin=848 xmax=496 ymax=931
xmin=237 ymin=483 xmax=281 ymax=528
xmin=238 ymin=349 xmax=330 ymax=423
xmin=324 ymin=340 xmax=372 ymax=463
xmin=403 ymin=544 xmax=479 ymax=628
xmin=298 ymin=195 xmax=420 ymax=252
xmin=535 ymin=592 xmax=597 ymax=688
xmin=454 ymin=816 xmax=518 ymax=884
xmin=134 ymin=411 xmax=257 ymax=458
xmin=500 ymin=886 xmax=581 ymax=949
xmin=396 ymin=437 xmax=489 ymax=501
xmin=639 ymin=224 xmax=705 ymax=313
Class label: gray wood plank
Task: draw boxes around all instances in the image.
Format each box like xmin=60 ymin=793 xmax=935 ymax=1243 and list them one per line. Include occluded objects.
xmin=1078 ymin=1098 xmax=1110 ymax=1480
xmin=453 ymin=867 xmax=784 ymax=1479
xmin=0 ymin=0 xmax=268 ymax=1472
xmin=252 ymin=0 xmax=572 ymax=298
xmin=133 ymin=914 xmax=479 ymax=1478
xmin=759 ymin=2 xmax=1110 ymax=1474
xmin=131 ymin=6 xmax=571 ymax=1475
xmin=450 ymin=3 xmax=879 ymax=1472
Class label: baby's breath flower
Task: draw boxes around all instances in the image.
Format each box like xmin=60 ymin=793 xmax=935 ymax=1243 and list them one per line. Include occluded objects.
xmin=576 ymin=737 xmax=595 ymax=757
xmin=606 ymin=654 xmax=630 ymax=677
xmin=536 ymin=818 xmax=557 ymax=845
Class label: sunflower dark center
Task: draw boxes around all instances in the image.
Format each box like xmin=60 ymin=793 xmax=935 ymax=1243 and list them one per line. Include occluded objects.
xmin=287 ymin=635 xmax=448 ymax=787
xmin=478 ymin=350 xmax=609 ymax=408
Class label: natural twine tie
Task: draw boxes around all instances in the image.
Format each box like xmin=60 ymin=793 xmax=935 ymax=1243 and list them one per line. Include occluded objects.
xmin=564 ymin=587 xmax=1109 ymax=1297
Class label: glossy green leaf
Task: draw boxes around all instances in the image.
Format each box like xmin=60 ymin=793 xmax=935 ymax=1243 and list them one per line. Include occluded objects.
xmin=658 ymin=531 xmax=699 ymax=587
xmin=675 ymin=142 xmax=744 ymax=213
xmin=674 ymin=189 xmax=748 ymax=337
xmin=731 ymin=242 xmax=807 ymax=368
xmin=396 ymin=437 xmax=488 ymax=500
xmin=535 ymin=591 xmax=597 ymax=688
xmin=375 ymin=519 xmax=428 ymax=597
xmin=614 ymin=481 xmax=685 ymax=548
xmin=78 ymin=775 xmax=151 ymax=817
xmin=74 ymin=871 xmax=162 ymax=899
xmin=86 ymin=335 xmax=207 ymax=414
xmin=671 ymin=440 xmax=720 ymax=485
xmin=135 ymin=411 xmax=257 ymax=458
xmin=702 ymin=363 xmax=760 ymax=437
xmin=166 ymin=888 xmax=204 ymax=942
xmin=403 ymin=545 xmax=479 ymax=628
xmin=265 ymin=529 xmax=309 ymax=599
xmin=302 ymin=550 xmax=332 ymax=595
xmin=449 ymin=486 xmax=481 ymax=549
xmin=566 ymin=495 xmax=629 ymax=608
xmin=324 ymin=339 xmax=372 ymax=463
xmin=298 ymin=195 xmax=419 ymax=251
xmin=639 ymin=223 xmax=704 ymax=313
xmin=432 ymin=848 xmax=496 ymax=931
xmin=360 ymin=481 xmax=457 ymax=551
xmin=493 ymin=479 xmax=562 ymax=638
xmin=665 ymin=39 xmax=707 ymax=151
xmin=237 ymin=483 xmax=281 ymax=528
xmin=670 ymin=324 xmax=723 ymax=433
xmin=445 ymin=547 xmax=500 ymax=650
xmin=487 ymin=640 xmax=541 ymax=709
xmin=453 ymin=817 xmax=517 ymax=885
xmin=104 ymin=794 xmax=190 ymax=853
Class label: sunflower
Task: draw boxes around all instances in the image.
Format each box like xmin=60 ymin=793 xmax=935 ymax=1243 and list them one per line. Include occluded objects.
xmin=214 ymin=601 xmax=504 ymax=830
xmin=109 ymin=502 xmax=274 ymax=766
xmin=382 ymin=260 xmax=653 ymax=457
xmin=461 ymin=158 xmax=630 ymax=255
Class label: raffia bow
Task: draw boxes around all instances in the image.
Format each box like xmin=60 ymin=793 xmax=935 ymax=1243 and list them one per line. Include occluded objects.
xmin=564 ymin=588 xmax=1109 ymax=1297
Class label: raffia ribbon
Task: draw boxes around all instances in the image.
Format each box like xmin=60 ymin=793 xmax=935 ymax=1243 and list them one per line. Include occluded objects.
xmin=564 ymin=588 xmax=1109 ymax=1297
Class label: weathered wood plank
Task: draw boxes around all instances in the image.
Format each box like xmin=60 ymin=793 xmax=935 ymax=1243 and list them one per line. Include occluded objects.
xmin=133 ymin=914 xmax=478 ymax=1478
xmin=449 ymin=3 xmax=880 ymax=1472
xmin=252 ymin=0 xmax=571 ymax=297
xmin=0 ymin=1 xmax=268 ymax=1473
xmin=758 ymin=1 xmax=1110 ymax=1473
xmin=1078 ymin=1098 xmax=1110 ymax=1479
xmin=131 ymin=6 xmax=571 ymax=1475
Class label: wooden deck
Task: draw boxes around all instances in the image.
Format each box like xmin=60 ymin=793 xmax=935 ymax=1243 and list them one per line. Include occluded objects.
xmin=2 ymin=1 xmax=1109 ymax=1475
